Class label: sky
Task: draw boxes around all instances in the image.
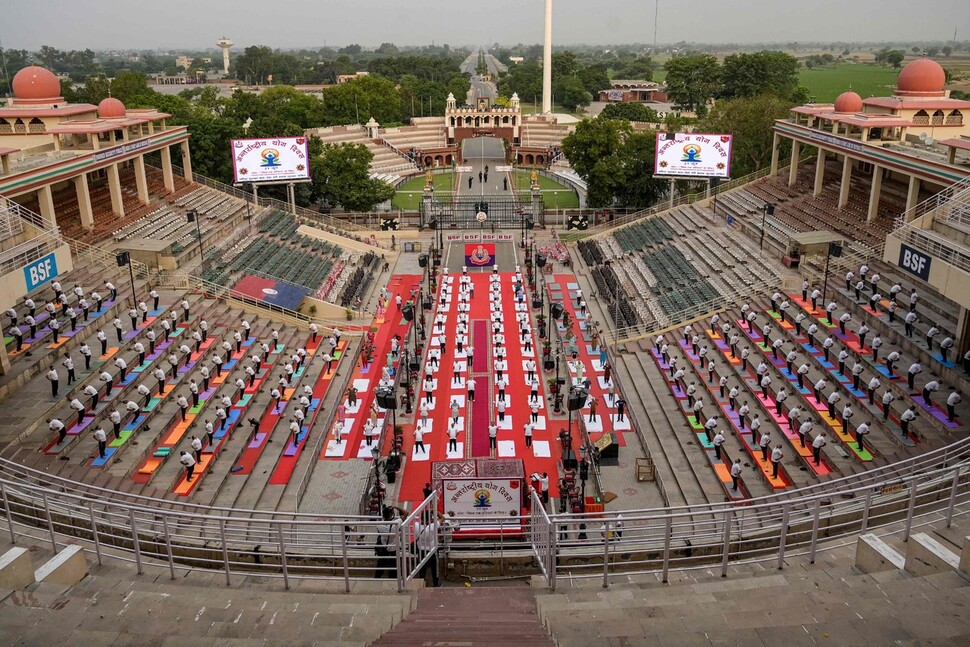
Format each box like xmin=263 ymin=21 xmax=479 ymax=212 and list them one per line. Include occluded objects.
xmin=2 ymin=0 xmax=968 ymax=51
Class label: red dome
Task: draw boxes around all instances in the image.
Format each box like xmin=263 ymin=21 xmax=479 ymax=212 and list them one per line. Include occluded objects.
xmin=12 ymin=65 xmax=62 ymax=101
xmin=834 ymin=90 xmax=863 ymax=113
xmin=896 ymin=58 xmax=946 ymax=95
xmin=98 ymin=97 xmax=127 ymax=119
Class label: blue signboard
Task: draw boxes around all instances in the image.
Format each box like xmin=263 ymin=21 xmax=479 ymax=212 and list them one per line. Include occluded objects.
xmin=897 ymin=243 xmax=932 ymax=281
xmin=23 ymin=253 xmax=58 ymax=292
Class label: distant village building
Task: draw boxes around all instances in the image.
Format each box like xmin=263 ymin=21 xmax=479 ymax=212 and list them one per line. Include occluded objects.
xmin=597 ymin=80 xmax=667 ymax=104
xmin=336 ymin=72 xmax=369 ymax=84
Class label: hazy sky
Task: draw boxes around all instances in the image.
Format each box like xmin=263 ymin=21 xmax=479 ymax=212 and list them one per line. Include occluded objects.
xmin=2 ymin=0 xmax=968 ymax=50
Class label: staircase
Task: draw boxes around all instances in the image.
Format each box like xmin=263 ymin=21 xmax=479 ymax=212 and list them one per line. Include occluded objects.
xmin=371 ymin=586 xmax=555 ymax=646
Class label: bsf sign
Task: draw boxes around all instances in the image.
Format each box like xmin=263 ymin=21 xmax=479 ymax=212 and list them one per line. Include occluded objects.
xmin=898 ymin=244 xmax=931 ymax=281
xmin=24 ymin=253 xmax=58 ymax=292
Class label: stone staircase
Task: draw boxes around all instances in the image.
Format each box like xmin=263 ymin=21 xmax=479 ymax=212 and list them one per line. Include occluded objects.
xmin=371 ymin=586 xmax=555 ymax=647
xmin=0 ymin=539 xmax=415 ymax=646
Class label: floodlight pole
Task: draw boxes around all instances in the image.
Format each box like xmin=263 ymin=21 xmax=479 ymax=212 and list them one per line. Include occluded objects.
xmin=188 ymin=209 xmax=204 ymax=261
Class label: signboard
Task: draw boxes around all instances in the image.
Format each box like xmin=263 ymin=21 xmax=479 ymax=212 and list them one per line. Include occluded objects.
xmin=23 ymin=253 xmax=58 ymax=292
xmin=897 ymin=243 xmax=932 ymax=280
xmin=94 ymin=138 xmax=155 ymax=163
xmin=607 ymin=90 xmax=624 ymax=101
xmin=465 ymin=243 xmax=496 ymax=267
xmin=495 ymin=165 xmax=513 ymax=172
xmin=455 ymin=166 xmax=474 ymax=173
xmin=654 ymin=133 xmax=733 ymax=179
xmin=231 ymin=137 xmax=311 ymax=184
xmin=442 ymin=478 xmax=521 ymax=520
xmin=444 ymin=233 xmax=514 ymax=242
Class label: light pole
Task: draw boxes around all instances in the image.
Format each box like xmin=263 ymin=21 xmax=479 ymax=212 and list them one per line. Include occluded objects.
xmin=187 ymin=209 xmax=204 ymax=260
xmin=760 ymin=203 xmax=775 ymax=251
xmin=115 ymin=251 xmax=137 ymax=307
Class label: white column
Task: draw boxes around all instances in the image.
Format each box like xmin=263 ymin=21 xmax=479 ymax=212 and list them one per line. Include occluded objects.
xmin=107 ymin=163 xmax=125 ymax=218
xmin=769 ymin=133 xmax=780 ymax=176
xmin=905 ymin=176 xmax=921 ymax=214
xmin=542 ymin=0 xmax=553 ymax=114
xmin=134 ymin=155 xmax=150 ymax=204
xmin=788 ymin=141 xmax=801 ymax=187
xmin=813 ymin=148 xmax=825 ymax=196
xmin=838 ymin=155 xmax=852 ymax=208
xmin=180 ymin=140 xmax=193 ymax=181
xmin=867 ymin=165 xmax=882 ymax=223
xmin=37 ymin=185 xmax=56 ymax=225
xmin=161 ymin=145 xmax=175 ymax=193
xmin=74 ymin=174 xmax=94 ymax=229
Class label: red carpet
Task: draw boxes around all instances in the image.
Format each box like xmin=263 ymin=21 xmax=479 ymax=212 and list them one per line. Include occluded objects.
xmin=320 ymin=274 xmax=421 ymax=459
xmin=396 ymin=271 xmax=562 ymax=504
xmin=470 ymin=319 xmax=491 ymax=457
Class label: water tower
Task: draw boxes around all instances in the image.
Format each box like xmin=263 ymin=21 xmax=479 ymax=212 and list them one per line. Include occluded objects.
xmin=216 ymin=37 xmax=234 ymax=75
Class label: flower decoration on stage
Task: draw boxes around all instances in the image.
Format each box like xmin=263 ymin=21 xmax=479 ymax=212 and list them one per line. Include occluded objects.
xmin=681 ymin=144 xmax=702 ymax=163
xmin=472 ymin=489 xmax=492 ymax=508
xmin=260 ymin=149 xmax=282 ymax=168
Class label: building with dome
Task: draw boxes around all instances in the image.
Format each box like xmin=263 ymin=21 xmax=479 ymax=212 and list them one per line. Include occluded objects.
xmin=0 ymin=64 xmax=192 ymax=229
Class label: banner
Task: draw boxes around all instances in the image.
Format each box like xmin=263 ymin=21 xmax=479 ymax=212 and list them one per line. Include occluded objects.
xmin=654 ymin=133 xmax=733 ymax=178
xmin=465 ymin=243 xmax=496 ymax=267
xmin=442 ymin=478 xmax=521 ymax=519
xmin=445 ymin=233 xmax=514 ymax=242
xmin=23 ymin=253 xmax=58 ymax=292
xmin=898 ymin=244 xmax=932 ymax=280
xmin=231 ymin=137 xmax=311 ymax=184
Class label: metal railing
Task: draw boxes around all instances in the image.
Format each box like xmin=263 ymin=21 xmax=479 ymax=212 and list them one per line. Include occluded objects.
xmin=0 ymin=229 xmax=64 ymax=278
xmin=0 ymin=431 xmax=968 ymax=591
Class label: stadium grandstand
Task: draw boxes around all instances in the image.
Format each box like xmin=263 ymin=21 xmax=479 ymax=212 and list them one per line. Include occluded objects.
xmin=1 ymin=55 xmax=970 ymax=647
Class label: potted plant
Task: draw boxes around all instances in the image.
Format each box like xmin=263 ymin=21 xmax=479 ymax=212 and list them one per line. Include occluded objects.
xmin=536 ymin=313 xmax=546 ymax=339
xmin=547 ymin=377 xmax=560 ymax=395
xmin=345 ymin=308 xmax=354 ymax=321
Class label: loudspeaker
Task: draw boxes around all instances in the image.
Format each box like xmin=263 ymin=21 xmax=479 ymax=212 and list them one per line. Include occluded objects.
xmin=402 ymin=304 xmax=415 ymax=322
xmin=418 ymin=254 xmax=428 ymax=268
xmin=829 ymin=243 xmax=843 ymax=257
xmin=525 ymin=217 xmax=534 ymax=230
xmin=428 ymin=218 xmax=437 ymax=229
xmin=375 ymin=387 xmax=397 ymax=410
xmin=536 ymin=253 xmax=547 ymax=268
xmin=186 ymin=210 xmax=197 ymax=223
xmin=408 ymin=359 xmax=420 ymax=372
xmin=765 ymin=203 xmax=775 ymax=216
xmin=115 ymin=251 xmax=129 ymax=267
xmin=550 ymin=303 xmax=564 ymax=320
xmin=567 ymin=387 xmax=588 ymax=412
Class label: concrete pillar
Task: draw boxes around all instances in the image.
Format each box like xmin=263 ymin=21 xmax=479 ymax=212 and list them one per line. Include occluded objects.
xmin=180 ymin=140 xmax=193 ymax=181
xmin=867 ymin=165 xmax=883 ymax=223
xmin=107 ymin=163 xmax=125 ymax=217
xmin=133 ymin=154 xmax=150 ymax=204
xmin=814 ymin=148 xmax=826 ymax=196
xmin=957 ymin=307 xmax=970 ymax=358
xmin=905 ymin=176 xmax=921 ymax=214
xmin=838 ymin=155 xmax=853 ymax=208
xmin=831 ymin=120 xmax=839 ymax=134
xmin=770 ymin=133 xmax=780 ymax=176
xmin=160 ymin=145 xmax=175 ymax=193
xmin=37 ymin=184 xmax=56 ymax=225
xmin=542 ymin=0 xmax=553 ymax=114
xmin=788 ymin=141 xmax=801 ymax=186
xmin=0 ymin=336 xmax=10 ymax=374
xmin=74 ymin=173 xmax=94 ymax=229
xmin=1 ymin=154 xmax=10 ymax=175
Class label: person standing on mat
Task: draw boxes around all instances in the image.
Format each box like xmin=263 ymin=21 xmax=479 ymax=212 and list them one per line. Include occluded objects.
xmin=489 ymin=422 xmax=497 ymax=450
xmin=414 ymin=428 xmax=425 ymax=454
xmin=448 ymin=423 xmax=458 ymax=453
xmin=524 ymin=422 xmax=534 ymax=447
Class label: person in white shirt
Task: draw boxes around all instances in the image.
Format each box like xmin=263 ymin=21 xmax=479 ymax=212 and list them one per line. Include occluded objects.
xmin=907 ymin=362 xmax=923 ymax=391
xmin=180 ymin=451 xmax=197 ymax=481
xmin=811 ymin=432 xmax=827 ymax=465
xmin=855 ymin=421 xmax=870 ymax=452
xmin=926 ymin=325 xmax=940 ymax=351
xmin=447 ymin=423 xmax=458 ymax=453
xmin=730 ymin=459 xmax=742 ymax=491
xmin=93 ymin=427 xmax=108 ymax=459
xmin=770 ymin=445 xmax=783 ymax=478
xmin=900 ymin=406 xmax=917 ymax=436
xmin=489 ymin=423 xmax=498 ymax=450
xmin=922 ymin=380 xmax=940 ymax=406
xmin=190 ymin=435 xmax=203 ymax=462
xmin=712 ymin=430 xmax=724 ymax=460
xmin=946 ymin=391 xmax=962 ymax=422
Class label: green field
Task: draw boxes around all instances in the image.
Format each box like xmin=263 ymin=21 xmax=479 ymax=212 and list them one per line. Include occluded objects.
xmin=390 ymin=172 xmax=457 ymax=210
xmin=797 ymin=63 xmax=899 ymax=103
xmin=511 ymin=171 xmax=580 ymax=209
xmin=391 ymin=169 xmax=579 ymax=211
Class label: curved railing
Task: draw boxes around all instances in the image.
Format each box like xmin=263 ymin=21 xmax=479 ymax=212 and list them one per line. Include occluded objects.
xmin=1 ymin=429 xmax=968 ymax=590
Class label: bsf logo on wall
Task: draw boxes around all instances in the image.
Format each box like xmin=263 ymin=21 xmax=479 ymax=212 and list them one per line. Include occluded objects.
xmin=23 ymin=253 xmax=58 ymax=292
xmin=898 ymin=244 xmax=931 ymax=281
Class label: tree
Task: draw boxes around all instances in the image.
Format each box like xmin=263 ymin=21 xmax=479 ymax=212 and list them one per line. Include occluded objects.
xmin=698 ymin=94 xmax=793 ymax=177
xmin=557 ymin=76 xmax=592 ymax=112
xmin=577 ymin=63 xmax=610 ymax=96
xmin=320 ymin=74 xmax=402 ymax=125
xmin=310 ymin=142 xmax=395 ymax=211
xmin=376 ymin=43 xmax=399 ymax=55
xmin=339 ymin=44 xmax=362 ymax=56
xmin=552 ymin=51 xmax=579 ymax=78
xmin=664 ymin=54 xmax=721 ymax=115
xmin=927 ymin=47 xmax=940 ymax=57
xmin=942 ymin=46 xmax=953 ymax=57
xmin=599 ymin=102 xmax=660 ymax=122
xmin=561 ymin=118 xmax=666 ymax=208
xmin=720 ymin=51 xmax=802 ymax=101
xmin=233 ymin=45 xmax=275 ymax=85
xmin=885 ymin=50 xmax=905 ymax=68
xmin=498 ymin=62 xmax=543 ymax=104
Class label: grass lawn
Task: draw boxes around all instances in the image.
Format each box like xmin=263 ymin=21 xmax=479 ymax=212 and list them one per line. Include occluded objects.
xmin=391 ymin=172 xmax=456 ymax=210
xmin=511 ymin=171 xmax=580 ymax=209
xmin=798 ymin=63 xmax=899 ymax=102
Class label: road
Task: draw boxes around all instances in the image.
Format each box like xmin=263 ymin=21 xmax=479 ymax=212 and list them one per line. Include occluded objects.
xmin=459 ymin=51 xmax=505 ymax=106
xmin=457 ymin=138 xmax=511 ymax=199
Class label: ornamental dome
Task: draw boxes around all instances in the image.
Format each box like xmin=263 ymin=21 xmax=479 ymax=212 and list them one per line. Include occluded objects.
xmin=98 ymin=97 xmax=127 ymax=119
xmin=12 ymin=65 xmax=62 ymax=102
xmin=833 ymin=90 xmax=863 ymax=113
xmin=896 ymin=58 xmax=946 ymax=96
